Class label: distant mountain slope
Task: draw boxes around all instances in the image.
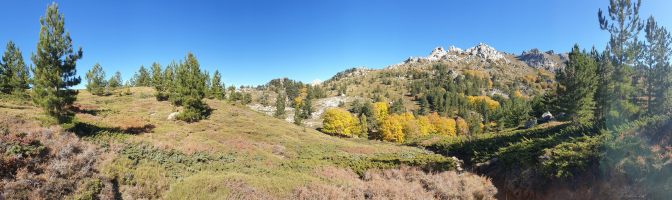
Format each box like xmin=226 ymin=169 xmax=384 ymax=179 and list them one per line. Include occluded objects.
xmin=321 ymin=43 xmax=559 ymax=101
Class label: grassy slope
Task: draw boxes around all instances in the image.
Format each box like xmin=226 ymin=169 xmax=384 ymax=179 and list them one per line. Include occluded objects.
xmin=2 ymin=88 xmax=453 ymax=199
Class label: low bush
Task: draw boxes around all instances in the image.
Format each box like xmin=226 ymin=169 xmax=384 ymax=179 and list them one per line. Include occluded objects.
xmin=327 ymin=152 xmax=456 ymax=176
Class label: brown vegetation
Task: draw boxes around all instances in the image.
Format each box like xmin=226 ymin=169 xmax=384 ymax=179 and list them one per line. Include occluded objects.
xmin=0 ymin=114 xmax=112 ymax=199
xmin=293 ymin=166 xmax=497 ymax=200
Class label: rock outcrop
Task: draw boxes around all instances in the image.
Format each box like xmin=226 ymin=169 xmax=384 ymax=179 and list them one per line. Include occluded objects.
xmin=399 ymin=43 xmax=508 ymax=66
xmin=428 ymin=47 xmax=448 ymax=61
xmin=465 ymin=43 xmax=506 ymax=61
xmin=517 ymin=48 xmax=568 ymax=72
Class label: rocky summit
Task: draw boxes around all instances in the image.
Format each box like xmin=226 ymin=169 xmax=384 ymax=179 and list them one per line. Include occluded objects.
xmin=400 ymin=43 xmax=565 ymax=72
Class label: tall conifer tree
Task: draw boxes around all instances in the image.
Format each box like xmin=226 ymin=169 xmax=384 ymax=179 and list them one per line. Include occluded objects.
xmin=211 ymin=70 xmax=225 ymax=100
xmin=643 ymin=17 xmax=672 ymax=114
xmin=150 ymin=62 xmax=163 ymax=88
xmin=274 ymin=93 xmax=286 ymax=119
xmin=1 ymin=41 xmax=30 ymax=94
xmin=174 ymin=53 xmax=209 ymax=122
xmin=31 ymin=3 xmax=82 ymax=123
xmin=556 ymin=45 xmax=598 ymax=125
xmin=598 ymin=0 xmax=644 ymax=126
xmin=133 ymin=65 xmax=151 ymax=87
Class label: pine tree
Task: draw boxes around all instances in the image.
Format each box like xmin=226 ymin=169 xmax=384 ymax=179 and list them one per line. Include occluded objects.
xmin=150 ymin=62 xmax=162 ymax=88
xmin=496 ymin=96 xmax=531 ymax=128
xmin=556 ymin=45 xmax=598 ymax=125
xmin=1 ymin=41 xmax=30 ymax=94
xmin=301 ymin=96 xmax=313 ymax=118
xmin=594 ymin=49 xmax=613 ymax=126
xmin=203 ymin=70 xmax=212 ymax=99
xmin=31 ymin=3 xmax=82 ymax=123
xmin=159 ymin=62 xmax=176 ymax=101
xmin=174 ymin=53 xmax=210 ymax=122
xmin=274 ymin=93 xmax=286 ymax=119
xmin=598 ymin=0 xmax=644 ymax=126
xmin=643 ymin=16 xmax=672 ymax=114
xmin=133 ymin=65 xmax=151 ymax=87
xmin=211 ymin=70 xmax=225 ymax=100
xmin=108 ymin=71 xmax=122 ymax=89
xmin=390 ymin=98 xmax=405 ymax=114
xmin=227 ymin=85 xmax=236 ymax=101
xmin=418 ymin=96 xmax=429 ymax=115
xmin=0 ymin=57 xmax=4 ymax=90
xmin=293 ymin=104 xmax=303 ymax=126
xmin=85 ymin=63 xmax=108 ymax=96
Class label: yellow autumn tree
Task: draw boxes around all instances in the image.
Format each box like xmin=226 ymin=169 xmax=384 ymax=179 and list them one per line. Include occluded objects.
xmin=463 ymin=70 xmax=488 ymax=79
xmin=456 ymin=117 xmax=469 ymax=135
xmin=397 ymin=112 xmax=422 ymax=139
xmin=512 ymin=90 xmax=529 ymax=99
xmin=293 ymin=86 xmax=308 ymax=106
xmin=379 ymin=114 xmax=404 ymax=143
xmin=466 ymin=96 xmax=500 ymax=110
xmin=372 ymin=102 xmax=389 ymax=123
xmin=416 ymin=115 xmax=434 ymax=136
xmin=427 ymin=112 xmax=456 ymax=136
xmin=322 ymin=108 xmax=361 ymax=137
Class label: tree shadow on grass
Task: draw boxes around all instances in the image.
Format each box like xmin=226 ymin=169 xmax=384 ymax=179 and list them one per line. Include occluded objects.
xmin=422 ymin=124 xmax=572 ymax=166
xmin=72 ymin=105 xmax=109 ymax=116
xmin=67 ymin=121 xmax=155 ymax=137
xmin=0 ymin=104 xmax=32 ymax=110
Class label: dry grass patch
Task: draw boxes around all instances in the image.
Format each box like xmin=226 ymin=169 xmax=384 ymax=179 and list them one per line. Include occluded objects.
xmin=294 ymin=166 xmax=497 ymax=200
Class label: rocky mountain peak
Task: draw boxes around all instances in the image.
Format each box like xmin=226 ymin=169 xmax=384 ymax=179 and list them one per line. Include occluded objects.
xmin=428 ymin=47 xmax=448 ymax=61
xmin=448 ymin=46 xmax=463 ymax=53
xmin=465 ymin=43 xmax=505 ymax=61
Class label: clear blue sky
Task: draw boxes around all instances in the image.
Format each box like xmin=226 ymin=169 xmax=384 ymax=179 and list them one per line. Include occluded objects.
xmin=1 ymin=0 xmax=671 ymax=88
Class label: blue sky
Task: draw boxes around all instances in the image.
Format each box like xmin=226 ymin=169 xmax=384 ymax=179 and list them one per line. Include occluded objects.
xmin=1 ymin=0 xmax=671 ymax=88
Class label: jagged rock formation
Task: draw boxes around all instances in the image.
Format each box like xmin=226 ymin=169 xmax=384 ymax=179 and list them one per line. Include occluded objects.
xmin=448 ymin=45 xmax=463 ymax=54
xmin=465 ymin=43 xmax=506 ymax=61
xmin=517 ymin=48 xmax=568 ymax=72
xmin=428 ymin=47 xmax=448 ymax=61
xmin=400 ymin=43 xmax=509 ymax=66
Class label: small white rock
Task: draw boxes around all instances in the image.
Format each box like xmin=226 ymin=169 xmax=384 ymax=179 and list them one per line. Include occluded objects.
xmin=167 ymin=112 xmax=180 ymax=120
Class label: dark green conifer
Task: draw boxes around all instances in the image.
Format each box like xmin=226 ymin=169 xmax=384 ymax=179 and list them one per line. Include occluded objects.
xmin=1 ymin=41 xmax=30 ymax=94
xmin=211 ymin=70 xmax=225 ymax=100
xmin=85 ymin=63 xmax=108 ymax=96
xmin=556 ymin=45 xmax=598 ymax=125
xmin=31 ymin=3 xmax=82 ymax=123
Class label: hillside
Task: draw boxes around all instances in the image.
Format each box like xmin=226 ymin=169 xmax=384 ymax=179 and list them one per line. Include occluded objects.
xmin=0 ymin=88 xmax=496 ymax=199
xmin=248 ymin=43 xmax=560 ymax=127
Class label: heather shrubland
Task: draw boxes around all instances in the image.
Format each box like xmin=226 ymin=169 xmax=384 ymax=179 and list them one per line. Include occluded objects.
xmin=0 ymin=115 xmax=108 ymax=199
